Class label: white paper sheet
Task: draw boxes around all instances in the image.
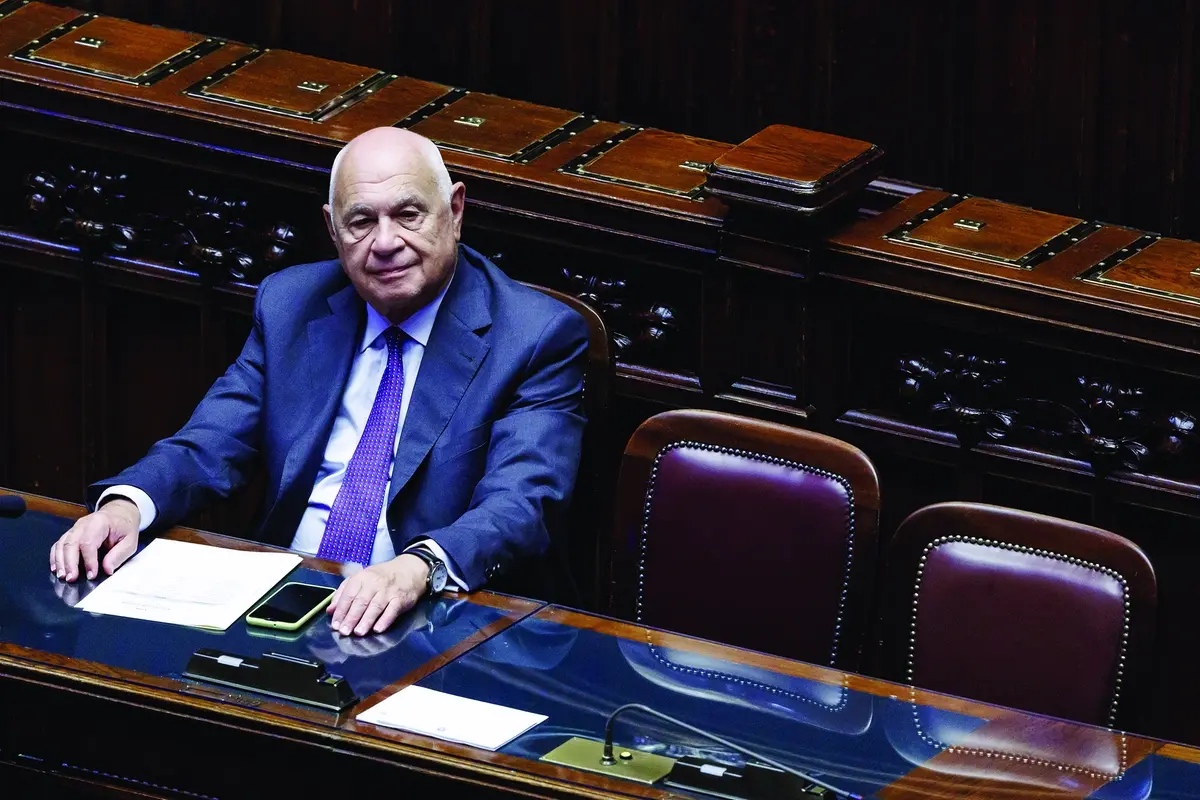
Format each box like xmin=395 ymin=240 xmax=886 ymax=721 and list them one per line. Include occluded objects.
xmin=75 ymin=538 xmax=302 ymax=630
xmin=356 ymin=685 xmax=547 ymax=750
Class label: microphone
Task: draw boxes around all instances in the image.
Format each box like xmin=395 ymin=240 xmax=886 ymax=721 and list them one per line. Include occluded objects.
xmin=0 ymin=494 xmax=26 ymax=518
xmin=603 ymin=703 xmax=861 ymax=800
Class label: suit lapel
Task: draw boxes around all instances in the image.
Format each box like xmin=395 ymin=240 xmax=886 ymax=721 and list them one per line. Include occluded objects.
xmin=275 ymin=281 xmax=363 ymax=506
xmin=387 ymin=252 xmax=491 ymax=506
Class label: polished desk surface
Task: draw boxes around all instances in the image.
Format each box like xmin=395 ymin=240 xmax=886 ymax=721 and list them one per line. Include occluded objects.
xmin=2 ymin=491 xmax=1200 ymax=799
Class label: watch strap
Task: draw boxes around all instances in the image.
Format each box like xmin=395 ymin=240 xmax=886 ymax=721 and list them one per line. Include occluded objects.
xmin=405 ymin=545 xmax=444 ymax=595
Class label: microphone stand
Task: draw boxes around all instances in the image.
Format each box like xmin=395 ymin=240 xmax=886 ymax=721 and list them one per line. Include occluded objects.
xmin=602 ymin=703 xmax=862 ymax=800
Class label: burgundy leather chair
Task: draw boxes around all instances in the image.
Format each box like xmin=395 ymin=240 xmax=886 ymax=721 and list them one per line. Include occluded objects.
xmin=610 ymin=409 xmax=881 ymax=670
xmin=883 ymin=502 xmax=1157 ymax=729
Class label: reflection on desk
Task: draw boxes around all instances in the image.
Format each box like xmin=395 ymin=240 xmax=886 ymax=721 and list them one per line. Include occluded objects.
xmin=0 ymin=505 xmax=534 ymax=724
xmin=3 ymin=491 xmax=1200 ymax=799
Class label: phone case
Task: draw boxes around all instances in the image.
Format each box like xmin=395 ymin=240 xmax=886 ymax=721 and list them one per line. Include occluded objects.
xmin=245 ymin=582 xmax=335 ymax=631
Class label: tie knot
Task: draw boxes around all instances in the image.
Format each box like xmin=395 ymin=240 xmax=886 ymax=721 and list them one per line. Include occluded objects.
xmin=383 ymin=326 xmax=404 ymax=352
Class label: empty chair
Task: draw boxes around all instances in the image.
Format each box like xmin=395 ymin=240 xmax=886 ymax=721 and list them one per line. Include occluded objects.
xmin=882 ymin=502 xmax=1156 ymax=728
xmin=610 ymin=409 xmax=880 ymax=670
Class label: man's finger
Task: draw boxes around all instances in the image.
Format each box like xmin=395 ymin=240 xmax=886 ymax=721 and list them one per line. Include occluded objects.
xmin=62 ymin=538 xmax=81 ymax=582
xmin=100 ymin=532 xmax=137 ymax=576
xmin=330 ymin=579 xmax=362 ymax=630
xmin=373 ymin=596 xmax=406 ymax=634
xmin=79 ymin=533 xmax=102 ymax=581
xmin=339 ymin=592 xmax=374 ymax=637
xmin=49 ymin=540 xmax=58 ymax=574
xmin=354 ymin=594 xmax=390 ymax=636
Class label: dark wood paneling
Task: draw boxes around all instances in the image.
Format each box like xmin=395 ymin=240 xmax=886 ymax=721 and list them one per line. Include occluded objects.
xmin=103 ymin=289 xmax=204 ymax=477
xmin=3 ymin=267 xmax=84 ymax=500
xmin=1111 ymin=501 xmax=1200 ymax=746
xmin=724 ymin=266 xmax=804 ymax=404
xmin=980 ymin=474 xmax=1093 ymax=526
xmin=60 ymin=0 xmax=1200 ymax=238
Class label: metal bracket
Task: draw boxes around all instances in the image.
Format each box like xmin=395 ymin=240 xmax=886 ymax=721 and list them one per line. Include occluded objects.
xmin=1074 ymin=234 xmax=1199 ymax=304
xmin=393 ymin=87 xmax=470 ymax=128
xmin=0 ymin=0 xmax=31 ymax=22
xmin=12 ymin=14 xmax=225 ymax=87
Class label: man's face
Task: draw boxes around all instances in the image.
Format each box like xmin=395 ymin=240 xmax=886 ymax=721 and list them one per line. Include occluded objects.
xmin=325 ymin=144 xmax=465 ymax=323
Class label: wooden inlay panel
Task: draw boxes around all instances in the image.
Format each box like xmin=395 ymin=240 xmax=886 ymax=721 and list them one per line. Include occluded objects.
xmin=582 ymin=129 xmax=732 ymax=194
xmin=1084 ymin=237 xmax=1200 ymax=305
xmin=408 ymin=93 xmax=579 ymax=158
xmin=199 ymin=49 xmax=380 ymax=116
xmin=21 ymin=15 xmax=206 ymax=81
xmin=908 ymin=197 xmax=1082 ymax=263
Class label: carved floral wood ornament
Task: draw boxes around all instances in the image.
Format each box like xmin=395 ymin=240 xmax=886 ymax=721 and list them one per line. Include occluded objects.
xmin=559 ymin=265 xmax=679 ymax=366
xmin=486 ymin=252 xmax=681 ymax=367
xmin=897 ymin=351 xmax=1198 ymax=477
xmin=23 ymin=166 xmax=299 ymax=283
xmin=24 ymin=165 xmax=134 ymax=255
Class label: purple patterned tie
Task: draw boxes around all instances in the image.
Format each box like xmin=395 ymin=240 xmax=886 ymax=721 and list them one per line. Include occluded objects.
xmin=318 ymin=327 xmax=405 ymax=565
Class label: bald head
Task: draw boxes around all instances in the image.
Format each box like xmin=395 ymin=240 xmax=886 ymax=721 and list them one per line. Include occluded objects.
xmin=322 ymin=126 xmax=466 ymax=324
xmin=328 ymin=128 xmax=452 ymax=212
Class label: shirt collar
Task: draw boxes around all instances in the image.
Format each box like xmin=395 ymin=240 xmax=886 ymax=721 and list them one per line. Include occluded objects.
xmin=359 ymin=267 xmax=455 ymax=353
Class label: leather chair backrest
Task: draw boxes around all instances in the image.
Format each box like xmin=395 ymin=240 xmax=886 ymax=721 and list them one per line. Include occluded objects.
xmin=883 ymin=502 xmax=1157 ymax=729
xmin=611 ymin=409 xmax=880 ymax=670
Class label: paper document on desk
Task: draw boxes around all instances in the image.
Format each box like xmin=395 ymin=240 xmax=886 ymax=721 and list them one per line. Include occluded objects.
xmin=75 ymin=538 xmax=301 ymax=630
xmin=356 ymin=685 xmax=547 ymax=750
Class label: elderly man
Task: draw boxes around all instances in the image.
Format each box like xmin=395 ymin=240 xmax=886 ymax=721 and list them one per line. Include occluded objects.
xmin=48 ymin=128 xmax=588 ymax=636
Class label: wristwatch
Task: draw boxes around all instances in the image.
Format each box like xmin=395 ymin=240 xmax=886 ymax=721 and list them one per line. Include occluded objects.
xmin=405 ymin=546 xmax=448 ymax=596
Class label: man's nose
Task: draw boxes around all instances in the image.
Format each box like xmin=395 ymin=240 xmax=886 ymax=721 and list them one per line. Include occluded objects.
xmin=370 ymin=216 xmax=407 ymax=255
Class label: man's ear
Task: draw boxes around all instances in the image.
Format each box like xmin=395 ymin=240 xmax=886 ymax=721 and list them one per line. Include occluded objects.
xmin=449 ymin=182 xmax=466 ymax=240
xmin=323 ymin=204 xmax=337 ymax=243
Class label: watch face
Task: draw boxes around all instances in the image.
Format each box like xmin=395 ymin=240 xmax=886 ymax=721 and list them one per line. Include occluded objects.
xmin=429 ymin=563 xmax=449 ymax=594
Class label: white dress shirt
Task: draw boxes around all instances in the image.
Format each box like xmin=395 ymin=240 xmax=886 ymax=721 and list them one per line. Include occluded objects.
xmin=100 ymin=273 xmax=467 ymax=588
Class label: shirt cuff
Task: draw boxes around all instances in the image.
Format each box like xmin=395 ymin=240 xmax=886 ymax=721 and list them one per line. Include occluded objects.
xmin=405 ymin=539 xmax=469 ymax=592
xmin=97 ymin=486 xmax=157 ymax=533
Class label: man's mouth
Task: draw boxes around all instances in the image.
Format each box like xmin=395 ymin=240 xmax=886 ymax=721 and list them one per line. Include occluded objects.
xmin=370 ymin=263 xmax=414 ymax=277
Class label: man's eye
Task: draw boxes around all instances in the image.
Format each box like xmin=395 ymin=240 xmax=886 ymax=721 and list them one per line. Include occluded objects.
xmin=348 ymin=219 xmax=373 ymax=231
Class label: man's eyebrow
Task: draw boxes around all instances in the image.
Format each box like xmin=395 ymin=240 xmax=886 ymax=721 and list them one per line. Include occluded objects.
xmin=341 ymin=203 xmax=375 ymax=221
xmin=389 ymin=194 xmax=427 ymax=211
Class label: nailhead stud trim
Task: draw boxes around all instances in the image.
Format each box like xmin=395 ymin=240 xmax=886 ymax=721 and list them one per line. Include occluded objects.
xmin=906 ymin=535 xmax=1132 ymax=779
xmin=636 ymin=440 xmax=858 ymax=710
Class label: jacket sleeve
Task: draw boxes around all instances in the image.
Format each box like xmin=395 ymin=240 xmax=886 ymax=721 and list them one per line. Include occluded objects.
xmin=421 ymin=307 xmax=588 ymax=588
xmin=87 ymin=278 xmax=271 ymax=532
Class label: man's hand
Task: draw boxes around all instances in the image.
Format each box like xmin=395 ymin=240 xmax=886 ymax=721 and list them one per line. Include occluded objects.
xmin=327 ymin=554 xmax=428 ymax=636
xmin=49 ymin=498 xmax=141 ymax=582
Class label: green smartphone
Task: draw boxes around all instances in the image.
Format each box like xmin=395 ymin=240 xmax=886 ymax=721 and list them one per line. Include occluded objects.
xmin=246 ymin=582 xmax=336 ymax=631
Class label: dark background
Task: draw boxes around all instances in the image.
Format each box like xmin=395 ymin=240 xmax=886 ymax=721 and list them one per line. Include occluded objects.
xmin=60 ymin=0 xmax=1200 ymax=239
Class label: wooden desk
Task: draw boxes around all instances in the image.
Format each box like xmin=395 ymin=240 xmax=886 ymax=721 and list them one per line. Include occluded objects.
xmin=2 ymin=490 xmax=1199 ymax=799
